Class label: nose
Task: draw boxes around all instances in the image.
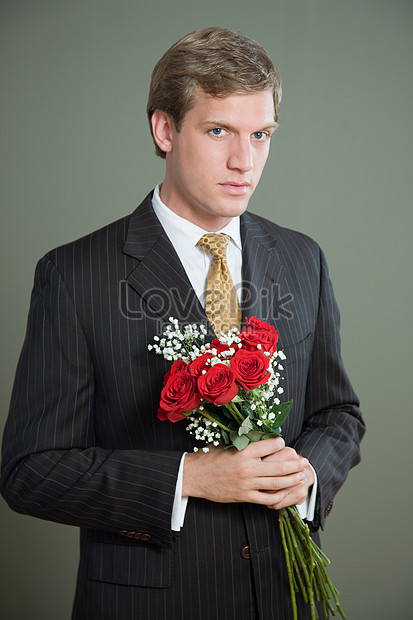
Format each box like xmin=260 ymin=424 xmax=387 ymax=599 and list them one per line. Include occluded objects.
xmin=227 ymin=137 xmax=253 ymax=172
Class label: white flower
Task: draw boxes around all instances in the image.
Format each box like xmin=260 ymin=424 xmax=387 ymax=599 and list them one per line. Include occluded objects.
xmin=202 ymin=447 xmax=210 ymax=453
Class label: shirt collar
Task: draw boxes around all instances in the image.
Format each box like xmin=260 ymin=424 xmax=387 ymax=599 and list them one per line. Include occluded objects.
xmin=151 ymin=184 xmax=242 ymax=251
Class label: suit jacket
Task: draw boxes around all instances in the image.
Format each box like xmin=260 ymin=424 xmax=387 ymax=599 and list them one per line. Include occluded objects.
xmin=0 ymin=192 xmax=365 ymax=619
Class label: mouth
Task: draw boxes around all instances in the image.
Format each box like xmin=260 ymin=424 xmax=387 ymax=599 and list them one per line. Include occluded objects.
xmin=219 ymin=182 xmax=251 ymax=195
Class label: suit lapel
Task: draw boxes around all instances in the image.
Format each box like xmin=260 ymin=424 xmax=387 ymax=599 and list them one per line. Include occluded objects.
xmin=123 ymin=193 xmax=211 ymax=328
xmin=240 ymin=211 xmax=285 ymax=324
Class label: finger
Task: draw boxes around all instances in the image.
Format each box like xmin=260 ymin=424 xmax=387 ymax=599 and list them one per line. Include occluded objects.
xmin=253 ymin=470 xmax=306 ymax=492
xmin=257 ymin=458 xmax=308 ymax=479
xmin=264 ymin=483 xmax=308 ymax=509
xmin=262 ymin=446 xmax=303 ymax=463
xmin=244 ymin=437 xmax=285 ymax=458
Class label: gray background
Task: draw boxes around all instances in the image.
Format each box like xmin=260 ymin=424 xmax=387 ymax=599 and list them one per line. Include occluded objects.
xmin=1 ymin=1 xmax=412 ymax=618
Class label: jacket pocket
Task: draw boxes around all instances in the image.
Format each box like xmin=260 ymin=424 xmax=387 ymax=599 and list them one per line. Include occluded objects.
xmin=281 ymin=332 xmax=313 ymax=367
xmin=88 ymin=541 xmax=172 ymax=588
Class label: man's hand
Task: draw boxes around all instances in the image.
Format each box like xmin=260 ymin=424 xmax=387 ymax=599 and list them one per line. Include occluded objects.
xmin=182 ymin=437 xmax=312 ymax=508
xmin=261 ymin=444 xmax=315 ymax=510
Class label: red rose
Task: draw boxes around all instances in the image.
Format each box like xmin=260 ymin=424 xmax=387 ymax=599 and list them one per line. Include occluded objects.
xmin=230 ymin=348 xmax=270 ymax=390
xmin=188 ymin=352 xmax=213 ymax=377
xmin=162 ymin=359 xmax=188 ymax=386
xmin=158 ymin=370 xmax=201 ymax=422
xmin=197 ymin=363 xmax=238 ymax=405
xmin=240 ymin=316 xmax=279 ymax=354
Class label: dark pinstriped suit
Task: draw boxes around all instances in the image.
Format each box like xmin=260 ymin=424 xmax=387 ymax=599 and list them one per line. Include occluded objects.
xmin=1 ymin=191 xmax=365 ymax=619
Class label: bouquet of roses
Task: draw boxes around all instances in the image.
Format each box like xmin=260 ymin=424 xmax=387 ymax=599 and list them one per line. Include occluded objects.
xmin=149 ymin=316 xmax=345 ymax=620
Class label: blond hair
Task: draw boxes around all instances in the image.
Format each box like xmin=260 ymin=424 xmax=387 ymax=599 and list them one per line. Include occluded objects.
xmin=147 ymin=27 xmax=282 ymax=158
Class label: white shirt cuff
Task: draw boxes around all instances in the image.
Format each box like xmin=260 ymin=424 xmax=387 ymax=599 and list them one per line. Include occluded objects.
xmin=171 ymin=453 xmax=189 ymax=531
xmin=296 ymin=463 xmax=318 ymax=522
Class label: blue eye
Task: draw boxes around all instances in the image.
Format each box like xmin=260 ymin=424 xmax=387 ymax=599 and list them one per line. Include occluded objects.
xmin=211 ymin=128 xmax=223 ymax=136
xmin=253 ymin=131 xmax=267 ymax=141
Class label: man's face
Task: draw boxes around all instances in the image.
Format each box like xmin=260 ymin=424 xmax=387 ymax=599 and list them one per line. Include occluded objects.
xmin=156 ymin=89 xmax=277 ymax=231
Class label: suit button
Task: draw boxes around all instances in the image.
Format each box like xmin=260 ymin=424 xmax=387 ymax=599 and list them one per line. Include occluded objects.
xmin=141 ymin=533 xmax=151 ymax=541
xmin=119 ymin=530 xmax=128 ymax=537
xmin=324 ymin=500 xmax=334 ymax=517
xmin=127 ymin=531 xmax=137 ymax=538
xmin=241 ymin=546 xmax=251 ymax=560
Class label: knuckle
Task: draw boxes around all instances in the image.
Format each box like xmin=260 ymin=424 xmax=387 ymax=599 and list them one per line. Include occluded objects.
xmin=237 ymin=463 xmax=252 ymax=479
xmin=276 ymin=462 xmax=288 ymax=476
xmin=270 ymin=478 xmax=282 ymax=491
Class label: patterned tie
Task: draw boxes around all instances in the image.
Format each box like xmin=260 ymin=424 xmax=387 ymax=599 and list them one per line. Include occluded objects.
xmin=197 ymin=233 xmax=242 ymax=334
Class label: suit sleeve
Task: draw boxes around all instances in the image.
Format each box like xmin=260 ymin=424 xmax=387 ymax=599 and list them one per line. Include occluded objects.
xmin=0 ymin=256 xmax=182 ymax=548
xmin=292 ymin=247 xmax=365 ymax=530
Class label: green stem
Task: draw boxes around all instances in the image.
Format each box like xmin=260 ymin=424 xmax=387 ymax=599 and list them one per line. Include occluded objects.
xmin=279 ymin=512 xmax=298 ymax=620
xmin=283 ymin=511 xmax=317 ymax=620
xmin=282 ymin=513 xmax=308 ymax=604
xmin=224 ymin=400 xmax=244 ymax=425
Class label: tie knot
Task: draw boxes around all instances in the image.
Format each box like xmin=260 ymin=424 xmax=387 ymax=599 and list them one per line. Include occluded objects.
xmin=197 ymin=233 xmax=230 ymax=259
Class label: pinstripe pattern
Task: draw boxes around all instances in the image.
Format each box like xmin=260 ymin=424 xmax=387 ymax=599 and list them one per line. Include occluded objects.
xmin=1 ymin=191 xmax=365 ymax=619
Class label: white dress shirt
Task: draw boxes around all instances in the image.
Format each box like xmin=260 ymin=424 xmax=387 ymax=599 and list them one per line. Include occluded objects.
xmin=151 ymin=185 xmax=317 ymax=530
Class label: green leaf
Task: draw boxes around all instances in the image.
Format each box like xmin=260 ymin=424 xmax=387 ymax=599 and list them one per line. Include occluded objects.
xmin=230 ymin=432 xmax=250 ymax=451
xmin=231 ymin=394 xmax=244 ymax=403
xmin=221 ymin=429 xmax=230 ymax=445
xmin=246 ymin=430 xmax=267 ymax=442
xmin=267 ymin=400 xmax=293 ymax=430
xmin=238 ymin=416 xmax=254 ymax=436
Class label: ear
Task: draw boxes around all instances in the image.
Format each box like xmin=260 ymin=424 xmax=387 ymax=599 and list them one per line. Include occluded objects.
xmin=151 ymin=109 xmax=174 ymax=154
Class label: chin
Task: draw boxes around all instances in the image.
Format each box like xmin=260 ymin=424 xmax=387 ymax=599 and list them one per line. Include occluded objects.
xmin=220 ymin=199 xmax=250 ymax=217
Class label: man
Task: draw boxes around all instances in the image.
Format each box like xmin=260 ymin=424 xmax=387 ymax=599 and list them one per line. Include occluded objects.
xmin=0 ymin=27 xmax=365 ymax=619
